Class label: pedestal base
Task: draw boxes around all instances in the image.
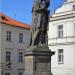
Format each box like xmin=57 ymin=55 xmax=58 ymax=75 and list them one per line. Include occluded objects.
xmin=24 ymin=46 xmax=55 ymax=75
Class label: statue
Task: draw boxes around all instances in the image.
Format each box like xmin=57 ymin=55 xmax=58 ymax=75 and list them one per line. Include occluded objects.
xmin=24 ymin=1 xmax=55 ymax=75
xmin=29 ymin=0 xmax=50 ymax=47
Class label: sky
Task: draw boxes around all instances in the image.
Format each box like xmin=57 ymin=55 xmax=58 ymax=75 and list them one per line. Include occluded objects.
xmin=0 ymin=0 xmax=64 ymax=24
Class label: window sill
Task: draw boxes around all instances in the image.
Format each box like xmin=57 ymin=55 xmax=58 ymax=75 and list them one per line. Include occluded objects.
xmin=5 ymin=61 xmax=11 ymax=62
xmin=18 ymin=42 xmax=25 ymax=44
xmin=6 ymin=40 xmax=12 ymax=42
xmin=17 ymin=61 xmax=24 ymax=63
xmin=58 ymin=62 xmax=64 ymax=64
xmin=57 ymin=37 xmax=63 ymax=39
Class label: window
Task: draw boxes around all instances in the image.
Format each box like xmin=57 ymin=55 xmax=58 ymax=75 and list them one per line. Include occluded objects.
xmin=5 ymin=72 xmax=10 ymax=75
xmin=58 ymin=49 xmax=64 ymax=64
xmin=18 ymin=72 xmax=23 ymax=75
xmin=18 ymin=52 xmax=23 ymax=62
xmin=58 ymin=25 xmax=63 ymax=38
xmin=6 ymin=51 xmax=11 ymax=62
xmin=73 ymin=5 xmax=75 ymax=10
xmin=74 ymin=24 xmax=75 ymax=35
xmin=19 ymin=33 xmax=23 ymax=43
xmin=6 ymin=31 xmax=12 ymax=41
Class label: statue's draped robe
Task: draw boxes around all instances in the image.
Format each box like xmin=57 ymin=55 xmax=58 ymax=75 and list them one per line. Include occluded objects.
xmin=30 ymin=0 xmax=50 ymax=46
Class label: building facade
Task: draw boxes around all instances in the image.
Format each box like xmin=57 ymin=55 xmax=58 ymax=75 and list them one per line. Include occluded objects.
xmin=48 ymin=0 xmax=75 ymax=75
xmin=0 ymin=13 xmax=30 ymax=75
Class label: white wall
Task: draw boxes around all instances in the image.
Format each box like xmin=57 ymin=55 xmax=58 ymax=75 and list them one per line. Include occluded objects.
xmin=48 ymin=11 xmax=75 ymax=75
xmin=48 ymin=18 xmax=75 ymax=39
xmin=50 ymin=45 xmax=75 ymax=75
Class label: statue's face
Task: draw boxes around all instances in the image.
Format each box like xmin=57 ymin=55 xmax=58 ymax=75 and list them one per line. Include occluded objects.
xmin=35 ymin=0 xmax=39 ymax=2
xmin=41 ymin=0 xmax=45 ymax=2
xmin=40 ymin=0 xmax=46 ymax=8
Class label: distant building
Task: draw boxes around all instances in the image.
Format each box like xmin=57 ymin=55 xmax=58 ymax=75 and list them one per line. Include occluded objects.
xmin=48 ymin=0 xmax=75 ymax=75
xmin=0 ymin=13 xmax=30 ymax=75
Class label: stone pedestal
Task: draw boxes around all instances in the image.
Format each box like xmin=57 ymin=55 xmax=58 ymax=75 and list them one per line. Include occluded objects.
xmin=24 ymin=46 xmax=55 ymax=75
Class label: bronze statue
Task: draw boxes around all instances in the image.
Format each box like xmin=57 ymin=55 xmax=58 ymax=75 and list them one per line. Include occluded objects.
xmin=29 ymin=0 xmax=50 ymax=47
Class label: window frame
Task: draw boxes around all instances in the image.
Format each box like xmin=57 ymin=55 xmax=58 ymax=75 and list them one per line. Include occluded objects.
xmin=18 ymin=52 xmax=23 ymax=62
xmin=6 ymin=31 xmax=12 ymax=41
xmin=58 ymin=49 xmax=64 ymax=64
xmin=18 ymin=72 xmax=23 ymax=75
xmin=5 ymin=72 xmax=10 ymax=75
xmin=19 ymin=33 xmax=23 ymax=43
xmin=73 ymin=5 xmax=75 ymax=10
xmin=74 ymin=23 xmax=75 ymax=36
xmin=6 ymin=51 xmax=11 ymax=62
xmin=58 ymin=25 xmax=63 ymax=38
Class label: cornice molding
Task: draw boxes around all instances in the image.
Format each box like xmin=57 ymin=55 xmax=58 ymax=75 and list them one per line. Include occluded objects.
xmin=50 ymin=12 xmax=75 ymax=22
xmin=48 ymin=42 xmax=75 ymax=46
xmin=64 ymin=0 xmax=75 ymax=4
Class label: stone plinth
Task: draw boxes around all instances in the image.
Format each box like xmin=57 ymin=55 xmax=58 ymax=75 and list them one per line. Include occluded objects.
xmin=24 ymin=46 xmax=55 ymax=75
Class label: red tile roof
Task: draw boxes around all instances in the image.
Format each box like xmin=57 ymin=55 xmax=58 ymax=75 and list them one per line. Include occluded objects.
xmin=0 ymin=13 xmax=31 ymax=29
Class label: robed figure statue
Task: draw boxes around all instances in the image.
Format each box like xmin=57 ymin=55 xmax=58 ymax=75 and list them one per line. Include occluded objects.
xmin=24 ymin=1 xmax=55 ymax=75
xmin=29 ymin=0 xmax=50 ymax=47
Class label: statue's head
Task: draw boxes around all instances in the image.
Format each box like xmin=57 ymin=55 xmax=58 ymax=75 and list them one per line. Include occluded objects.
xmin=32 ymin=0 xmax=50 ymax=12
xmin=41 ymin=0 xmax=46 ymax=8
xmin=40 ymin=0 xmax=50 ymax=9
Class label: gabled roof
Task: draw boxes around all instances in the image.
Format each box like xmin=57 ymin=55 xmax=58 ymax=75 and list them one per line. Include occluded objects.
xmin=0 ymin=13 xmax=31 ymax=29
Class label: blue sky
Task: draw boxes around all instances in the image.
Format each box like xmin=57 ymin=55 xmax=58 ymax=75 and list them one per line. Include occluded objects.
xmin=0 ymin=0 xmax=64 ymax=24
